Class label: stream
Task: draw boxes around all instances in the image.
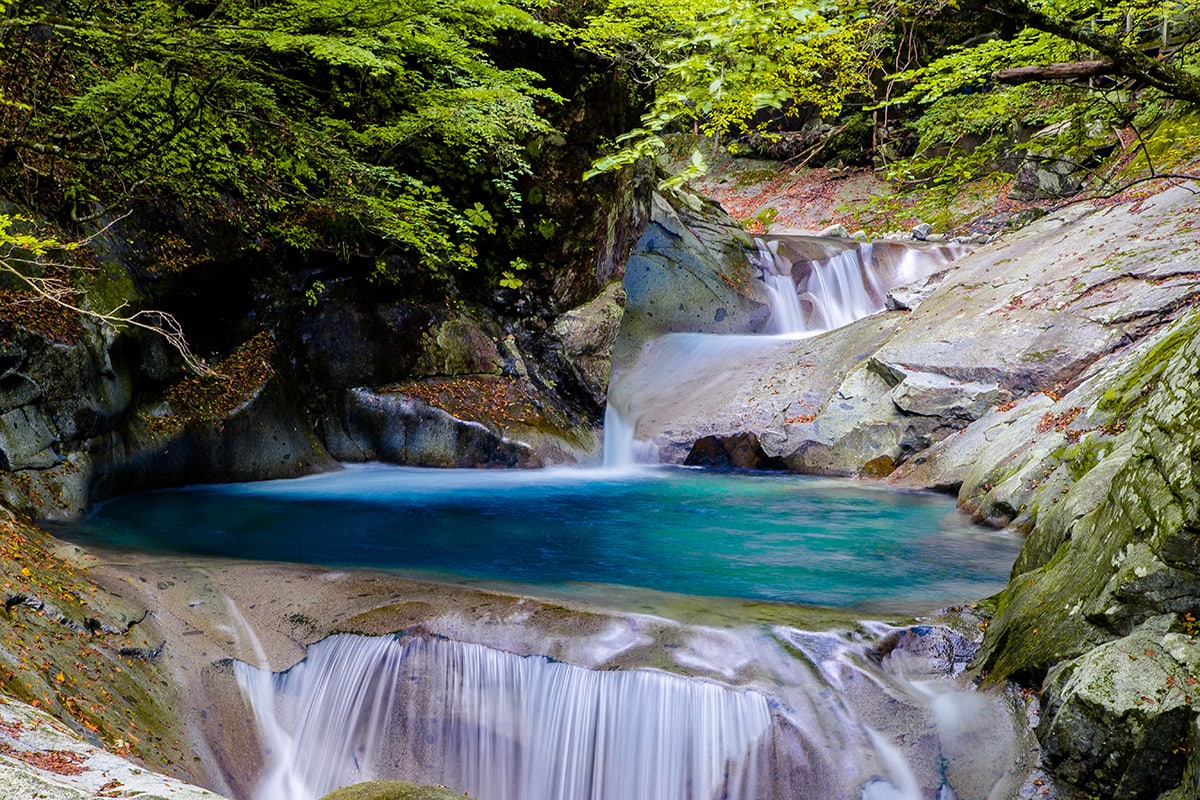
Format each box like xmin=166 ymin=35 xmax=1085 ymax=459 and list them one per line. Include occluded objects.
xmin=53 ymin=235 xmax=1035 ymax=800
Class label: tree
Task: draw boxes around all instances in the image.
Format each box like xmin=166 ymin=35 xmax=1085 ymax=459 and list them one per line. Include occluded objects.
xmin=580 ymin=0 xmax=878 ymax=195
xmin=582 ymin=0 xmax=1200 ymax=210
xmin=980 ymin=0 xmax=1200 ymax=106
xmin=0 ymin=0 xmax=562 ymax=280
xmin=0 ymin=214 xmax=206 ymax=371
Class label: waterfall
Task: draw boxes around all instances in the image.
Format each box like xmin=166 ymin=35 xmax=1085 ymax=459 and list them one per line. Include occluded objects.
xmin=802 ymin=245 xmax=884 ymax=331
xmin=763 ymin=272 xmax=805 ymax=334
xmin=601 ymin=235 xmax=966 ymax=463
xmin=754 ymin=239 xmax=805 ymax=334
xmin=601 ymin=403 xmax=658 ymax=469
xmin=236 ymin=634 xmax=772 ymax=800
xmin=753 ymin=237 xmax=890 ymax=335
xmin=234 ymin=625 xmax=1026 ymax=800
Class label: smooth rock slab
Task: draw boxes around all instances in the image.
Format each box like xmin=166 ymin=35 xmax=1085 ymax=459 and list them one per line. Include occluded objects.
xmin=328 ymin=388 xmax=537 ymax=468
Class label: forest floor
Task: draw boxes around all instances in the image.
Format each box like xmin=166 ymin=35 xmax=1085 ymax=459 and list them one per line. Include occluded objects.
xmin=689 ymin=133 xmax=1200 ymax=240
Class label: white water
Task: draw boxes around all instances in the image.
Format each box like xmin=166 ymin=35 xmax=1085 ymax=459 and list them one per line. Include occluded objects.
xmin=752 ymin=237 xmax=889 ymax=335
xmin=601 ymin=333 xmax=797 ymax=468
xmin=763 ymin=271 xmax=806 ymax=333
xmin=598 ymin=235 xmax=971 ymax=466
xmin=234 ymin=622 xmax=1027 ymax=800
xmin=600 ymin=404 xmax=658 ymax=470
xmin=237 ymin=634 xmax=773 ymax=800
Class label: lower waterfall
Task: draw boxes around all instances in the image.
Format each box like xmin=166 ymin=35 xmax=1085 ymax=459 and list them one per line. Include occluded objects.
xmin=234 ymin=627 xmax=1027 ymax=800
xmin=236 ymin=634 xmax=773 ymax=800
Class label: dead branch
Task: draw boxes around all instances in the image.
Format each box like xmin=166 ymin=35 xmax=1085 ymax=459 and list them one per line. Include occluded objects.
xmin=0 ymin=217 xmax=212 ymax=375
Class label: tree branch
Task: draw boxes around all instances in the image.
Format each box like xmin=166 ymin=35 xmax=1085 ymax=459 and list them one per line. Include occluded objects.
xmin=1 ymin=217 xmax=211 ymax=375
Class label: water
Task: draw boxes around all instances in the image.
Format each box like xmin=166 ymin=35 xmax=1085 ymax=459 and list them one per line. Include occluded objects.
xmin=602 ymin=333 xmax=802 ymax=469
xmin=602 ymin=236 xmax=968 ymax=465
xmin=236 ymin=635 xmax=773 ymax=800
xmin=232 ymin=623 xmax=1027 ymax=800
xmin=62 ymin=464 xmax=1019 ymax=609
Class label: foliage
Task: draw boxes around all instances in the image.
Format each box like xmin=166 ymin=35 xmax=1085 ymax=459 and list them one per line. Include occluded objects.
xmin=0 ymin=0 xmax=562 ymax=279
xmin=581 ymin=0 xmax=1200 ymax=213
xmin=581 ymin=0 xmax=877 ymax=193
xmin=877 ymin=0 xmax=1200 ymax=189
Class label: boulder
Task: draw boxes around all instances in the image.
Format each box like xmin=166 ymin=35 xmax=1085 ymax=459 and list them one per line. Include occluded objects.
xmin=413 ymin=316 xmax=503 ymax=378
xmin=612 ymin=192 xmax=771 ymax=369
xmin=0 ymin=405 xmax=59 ymax=470
xmin=550 ymin=281 xmax=626 ymax=407
xmin=327 ymin=388 xmax=537 ymax=468
xmin=1009 ymin=154 xmax=1083 ymax=201
xmin=1037 ymin=621 xmax=1200 ymax=799
xmin=889 ymin=370 xmax=1005 ymax=421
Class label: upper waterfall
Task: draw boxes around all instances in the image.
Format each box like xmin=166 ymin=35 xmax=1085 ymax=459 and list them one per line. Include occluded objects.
xmin=750 ymin=235 xmax=961 ymax=335
xmin=602 ymin=232 xmax=968 ymax=466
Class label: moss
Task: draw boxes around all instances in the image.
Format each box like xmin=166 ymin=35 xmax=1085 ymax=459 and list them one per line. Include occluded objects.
xmin=320 ymin=781 xmax=472 ymax=800
xmin=72 ymin=251 xmax=138 ymax=318
xmin=0 ymin=514 xmax=196 ymax=775
xmin=1019 ymin=348 xmax=1059 ymax=363
xmin=1059 ymin=434 xmax=1116 ymax=483
xmin=1097 ymin=310 xmax=1200 ymax=418
xmin=1124 ymin=112 xmax=1200 ymax=176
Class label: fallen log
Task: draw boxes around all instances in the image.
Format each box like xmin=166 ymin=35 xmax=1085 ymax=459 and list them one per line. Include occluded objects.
xmin=992 ymin=59 xmax=1115 ymax=84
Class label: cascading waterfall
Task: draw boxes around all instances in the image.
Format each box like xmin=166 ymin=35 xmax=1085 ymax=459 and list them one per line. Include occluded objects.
xmin=603 ymin=234 xmax=896 ymax=464
xmin=598 ymin=235 xmax=970 ymax=465
xmin=236 ymin=634 xmax=773 ymax=800
xmin=752 ymin=237 xmax=890 ymax=335
xmin=234 ymin=625 xmax=1025 ymax=800
xmin=801 ymin=244 xmax=883 ymax=331
xmin=755 ymin=239 xmax=806 ymax=334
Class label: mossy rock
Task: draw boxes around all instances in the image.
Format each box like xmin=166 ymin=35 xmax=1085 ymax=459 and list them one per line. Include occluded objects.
xmin=319 ymin=781 xmax=471 ymax=800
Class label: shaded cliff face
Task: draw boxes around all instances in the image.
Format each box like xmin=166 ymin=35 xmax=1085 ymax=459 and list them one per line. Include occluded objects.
xmin=0 ymin=36 xmax=652 ymax=518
